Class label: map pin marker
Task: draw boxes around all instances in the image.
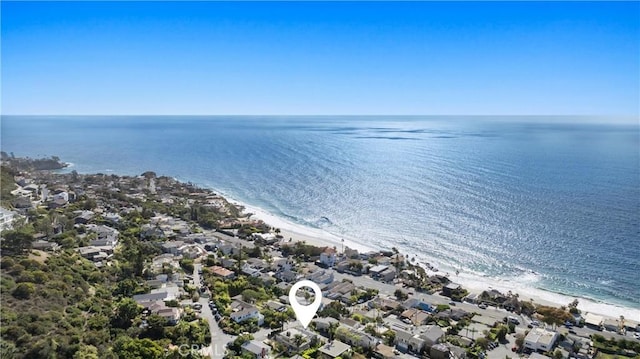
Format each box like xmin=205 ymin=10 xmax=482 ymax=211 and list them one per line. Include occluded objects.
xmin=289 ymin=280 xmax=323 ymax=329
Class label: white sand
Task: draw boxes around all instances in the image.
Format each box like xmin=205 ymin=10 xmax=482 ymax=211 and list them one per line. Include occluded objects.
xmin=228 ymin=197 xmax=639 ymax=321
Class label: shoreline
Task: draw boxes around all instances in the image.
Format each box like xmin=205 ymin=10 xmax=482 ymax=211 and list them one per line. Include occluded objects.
xmin=70 ymin=167 xmax=640 ymax=320
xmin=229 ymin=194 xmax=640 ymax=321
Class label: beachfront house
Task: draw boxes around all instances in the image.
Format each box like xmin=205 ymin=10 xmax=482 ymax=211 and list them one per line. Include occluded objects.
xmin=320 ymin=247 xmax=338 ymax=267
xmin=584 ymin=313 xmax=604 ymax=330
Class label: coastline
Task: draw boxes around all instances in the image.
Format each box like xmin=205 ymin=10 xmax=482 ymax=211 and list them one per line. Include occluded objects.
xmin=228 ymin=194 xmax=640 ymax=321
xmin=75 ymin=168 xmax=639 ymax=320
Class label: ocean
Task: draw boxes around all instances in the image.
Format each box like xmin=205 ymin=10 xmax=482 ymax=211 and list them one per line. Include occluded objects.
xmin=2 ymin=116 xmax=638 ymax=316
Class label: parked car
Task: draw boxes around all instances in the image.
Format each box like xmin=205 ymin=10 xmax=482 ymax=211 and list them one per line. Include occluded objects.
xmin=507 ymin=316 xmax=520 ymax=325
xmin=478 ymin=303 xmax=488 ymax=309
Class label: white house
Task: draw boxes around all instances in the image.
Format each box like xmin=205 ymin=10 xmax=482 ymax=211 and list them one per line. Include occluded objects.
xmin=231 ymin=304 xmax=264 ymax=325
xmin=524 ymin=328 xmax=558 ymax=353
xmin=395 ymin=328 xmax=427 ymax=353
xmin=0 ymin=208 xmax=16 ymax=230
xmin=320 ymin=247 xmax=337 ymax=267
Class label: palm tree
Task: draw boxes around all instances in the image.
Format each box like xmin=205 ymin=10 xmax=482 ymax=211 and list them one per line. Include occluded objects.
xmin=293 ymin=334 xmax=305 ymax=352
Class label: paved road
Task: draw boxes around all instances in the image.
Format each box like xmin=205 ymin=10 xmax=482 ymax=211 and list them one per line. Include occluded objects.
xmin=193 ymin=263 xmax=235 ymax=359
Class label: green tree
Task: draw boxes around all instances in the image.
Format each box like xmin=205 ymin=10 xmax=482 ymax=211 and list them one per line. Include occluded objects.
xmin=112 ymin=298 xmax=141 ymax=329
xmin=144 ymin=314 xmax=168 ymax=340
xmin=180 ymin=258 xmax=195 ymax=274
xmin=475 ymin=337 xmax=490 ymax=350
xmin=329 ymin=321 xmax=340 ymax=343
xmin=113 ymin=337 xmax=164 ymax=359
xmin=496 ymin=325 xmax=509 ymax=342
xmin=553 ymin=349 xmax=563 ymax=359
xmin=293 ymin=334 xmax=306 ymax=352
xmin=1 ymin=230 xmax=34 ymax=254
xmin=73 ymin=344 xmax=99 ymax=359
xmin=394 ymin=289 xmax=408 ymax=301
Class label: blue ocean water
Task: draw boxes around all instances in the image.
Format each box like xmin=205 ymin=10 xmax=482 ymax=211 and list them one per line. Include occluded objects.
xmin=2 ymin=116 xmax=639 ymax=309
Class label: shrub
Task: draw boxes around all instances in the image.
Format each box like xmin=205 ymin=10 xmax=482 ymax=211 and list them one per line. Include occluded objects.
xmin=12 ymin=282 xmax=35 ymax=299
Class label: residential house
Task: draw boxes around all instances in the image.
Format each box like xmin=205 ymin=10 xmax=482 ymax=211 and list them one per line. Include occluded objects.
xmin=230 ymin=302 xmax=264 ymax=325
xmin=242 ymin=263 xmax=262 ymax=277
xmin=403 ymin=298 xmax=434 ymax=312
xmin=219 ymin=243 xmax=240 ymax=256
xmin=221 ymin=258 xmax=237 ymax=269
xmin=370 ymin=297 xmax=401 ymax=312
xmin=133 ymin=292 xmax=172 ymax=304
xmin=265 ymin=300 xmax=286 ymax=312
xmin=275 ymin=328 xmax=315 ymax=354
xmin=369 ymin=265 xmax=389 ymax=278
xmin=210 ymin=266 xmax=235 ymax=279
xmin=442 ymin=283 xmax=462 ymax=298
xmin=463 ymin=293 xmax=480 ymax=304
xmin=32 ymin=240 xmax=60 ymax=251
xmin=276 ymin=269 xmax=299 ymax=283
xmin=602 ymin=318 xmax=620 ymax=332
xmin=241 ymin=340 xmax=270 ymax=359
xmin=306 ymin=269 xmax=334 ymax=284
xmin=395 ymin=328 xmax=426 ymax=353
xmin=430 ymin=343 xmax=450 ymax=359
xmin=320 ymin=247 xmax=337 ymax=267
xmin=335 ymin=326 xmax=378 ymax=349
xmin=73 ymin=210 xmax=94 ymax=224
xmin=272 ymin=257 xmax=294 ymax=271
xmin=0 ymin=208 xmax=16 ymax=230
xmin=374 ymin=343 xmax=397 ymax=359
xmin=160 ymin=241 xmax=185 ymax=255
xmin=85 ymin=224 xmax=119 ymax=248
xmin=419 ymin=326 xmax=445 ymax=350
xmin=77 ymin=246 xmax=103 ymax=260
xmin=378 ymin=267 xmax=397 ymax=282
xmin=103 ymin=212 xmax=122 ymax=224
xmin=584 ymin=313 xmax=604 ymax=330
xmin=314 ymin=317 xmax=340 ymax=333
xmin=318 ymin=340 xmax=351 ymax=359
xmin=524 ymin=328 xmax=558 ymax=353
xmin=156 ymin=307 xmax=181 ymax=325
xmin=400 ymin=308 xmax=431 ymax=326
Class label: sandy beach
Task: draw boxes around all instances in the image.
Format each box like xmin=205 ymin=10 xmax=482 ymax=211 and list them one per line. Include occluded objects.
xmin=237 ymin=199 xmax=640 ymax=321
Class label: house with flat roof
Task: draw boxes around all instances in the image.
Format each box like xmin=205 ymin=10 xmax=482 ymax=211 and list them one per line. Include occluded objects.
xmin=318 ymin=340 xmax=351 ymax=359
xmin=525 ymin=328 xmax=558 ymax=353
xmin=274 ymin=328 xmax=316 ymax=354
xmin=369 ymin=265 xmax=389 ymax=277
xmin=584 ymin=313 xmax=604 ymax=330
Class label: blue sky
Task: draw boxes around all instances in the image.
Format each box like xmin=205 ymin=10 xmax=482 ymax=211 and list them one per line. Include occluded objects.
xmin=1 ymin=1 xmax=639 ymax=116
